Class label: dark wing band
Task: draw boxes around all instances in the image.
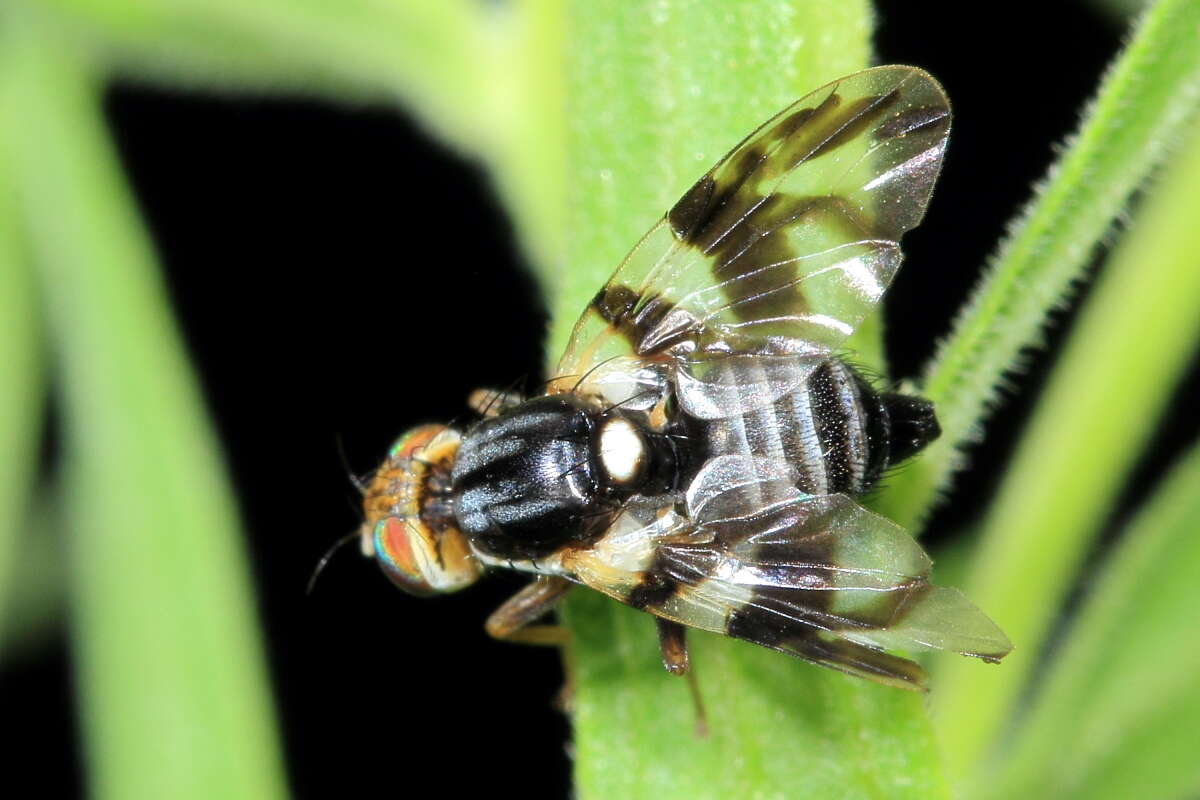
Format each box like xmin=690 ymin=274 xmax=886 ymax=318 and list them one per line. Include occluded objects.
xmin=563 ymin=459 xmax=1011 ymax=690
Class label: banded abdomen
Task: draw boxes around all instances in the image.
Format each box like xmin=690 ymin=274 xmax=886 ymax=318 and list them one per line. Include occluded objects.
xmin=679 ymin=358 xmax=939 ymax=498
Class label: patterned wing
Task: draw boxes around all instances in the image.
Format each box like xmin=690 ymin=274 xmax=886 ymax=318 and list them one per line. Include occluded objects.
xmin=562 ymin=459 xmax=1010 ymax=690
xmin=552 ymin=65 xmax=950 ymax=416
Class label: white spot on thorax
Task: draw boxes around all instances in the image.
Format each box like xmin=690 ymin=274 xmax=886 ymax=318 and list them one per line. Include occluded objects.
xmin=598 ymin=417 xmax=645 ymax=485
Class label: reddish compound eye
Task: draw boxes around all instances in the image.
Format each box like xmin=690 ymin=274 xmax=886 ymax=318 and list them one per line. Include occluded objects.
xmin=386 ymin=424 xmax=445 ymax=460
xmin=361 ymin=425 xmax=480 ymax=595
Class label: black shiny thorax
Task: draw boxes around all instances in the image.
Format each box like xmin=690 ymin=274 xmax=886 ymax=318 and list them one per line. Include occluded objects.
xmin=449 ymin=395 xmax=676 ymax=561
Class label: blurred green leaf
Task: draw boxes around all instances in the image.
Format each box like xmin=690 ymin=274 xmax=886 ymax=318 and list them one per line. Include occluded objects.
xmin=931 ymin=78 xmax=1200 ymax=784
xmin=3 ymin=6 xmax=287 ymax=798
xmin=1094 ymin=0 xmax=1150 ymax=20
xmin=0 ymin=122 xmax=44 ymax=657
xmin=0 ymin=499 xmax=65 ymax=659
xmin=874 ymin=0 xmax=1200 ymax=531
xmin=37 ymin=0 xmax=490 ymax=138
xmin=33 ymin=0 xmax=567 ymax=297
xmin=969 ymin=125 xmax=1200 ymax=800
xmin=985 ymin=439 xmax=1200 ymax=799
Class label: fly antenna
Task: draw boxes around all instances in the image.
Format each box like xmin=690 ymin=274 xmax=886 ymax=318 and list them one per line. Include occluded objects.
xmin=307 ymin=530 xmax=363 ymax=595
xmin=335 ymin=434 xmax=370 ymax=495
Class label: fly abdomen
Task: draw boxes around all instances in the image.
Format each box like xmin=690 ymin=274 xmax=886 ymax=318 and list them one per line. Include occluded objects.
xmin=683 ymin=358 xmax=940 ymax=497
xmin=807 ymin=360 xmax=874 ymax=494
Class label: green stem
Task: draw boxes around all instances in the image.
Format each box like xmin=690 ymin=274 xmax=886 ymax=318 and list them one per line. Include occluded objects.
xmin=4 ymin=8 xmax=287 ymax=798
xmin=873 ymin=0 xmax=1200 ymax=530
xmin=933 ymin=108 xmax=1200 ymax=787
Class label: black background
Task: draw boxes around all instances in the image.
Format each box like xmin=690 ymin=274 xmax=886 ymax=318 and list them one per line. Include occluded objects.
xmin=11 ymin=3 xmax=1175 ymax=797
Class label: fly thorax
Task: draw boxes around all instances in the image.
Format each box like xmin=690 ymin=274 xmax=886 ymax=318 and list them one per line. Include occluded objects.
xmin=450 ymin=395 xmax=675 ymax=561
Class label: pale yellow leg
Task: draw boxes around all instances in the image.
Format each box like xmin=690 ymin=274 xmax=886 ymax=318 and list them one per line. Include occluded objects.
xmin=485 ymin=576 xmax=572 ymax=646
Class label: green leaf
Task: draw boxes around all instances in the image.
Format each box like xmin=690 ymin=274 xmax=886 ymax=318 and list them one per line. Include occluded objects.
xmin=873 ymin=0 xmax=1200 ymax=531
xmin=0 ymin=498 xmax=65 ymax=658
xmin=36 ymin=0 xmax=490 ymax=137
xmin=2 ymin=8 xmax=287 ymax=798
xmin=977 ymin=123 xmax=1200 ymax=799
xmin=1093 ymin=0 xmax=1150 ymax=20
xmin=32 ymin=0 xmax=567 ymax=298
xmin=930 ymin=76 xmax=1200 ymax=784
xmin=0 ymin=120 xmax=45 ymax=657
xmin=984 ymin=437 xmax=1200 ymax=800
xmin=565 ymin=592 xmax=945 ymax=800
xmin=554 ymin=3 xmax=948 ymax=798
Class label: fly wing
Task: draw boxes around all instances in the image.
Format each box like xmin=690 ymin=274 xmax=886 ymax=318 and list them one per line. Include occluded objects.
xmin=552 ymin=66 xmax=950 ymax=416
xmin=677 ymin=496 xmax=1010 ymax=688
xmin=563 ymin=458 xmax=1011 ymax=690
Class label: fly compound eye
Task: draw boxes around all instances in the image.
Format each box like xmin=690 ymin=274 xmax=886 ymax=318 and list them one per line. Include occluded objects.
xmin=373 ymin=517 xmax=438 ymax=596
xmin=597 ymin=416 xmax=647 ymax=487
xmin=372 ymin=516 xmax=480 ymax=596
xmin=361 ymin=423 xmax=477 ymax=595
xmin=387 ymin=423 xmax=451 ymax=460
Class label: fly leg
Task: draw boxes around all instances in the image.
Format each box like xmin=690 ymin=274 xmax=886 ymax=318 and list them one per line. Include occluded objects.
xmin=656 ymin=618 xmax=709 ymax=737
xmin=485 ymin=576 xmax=572 ymax=646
